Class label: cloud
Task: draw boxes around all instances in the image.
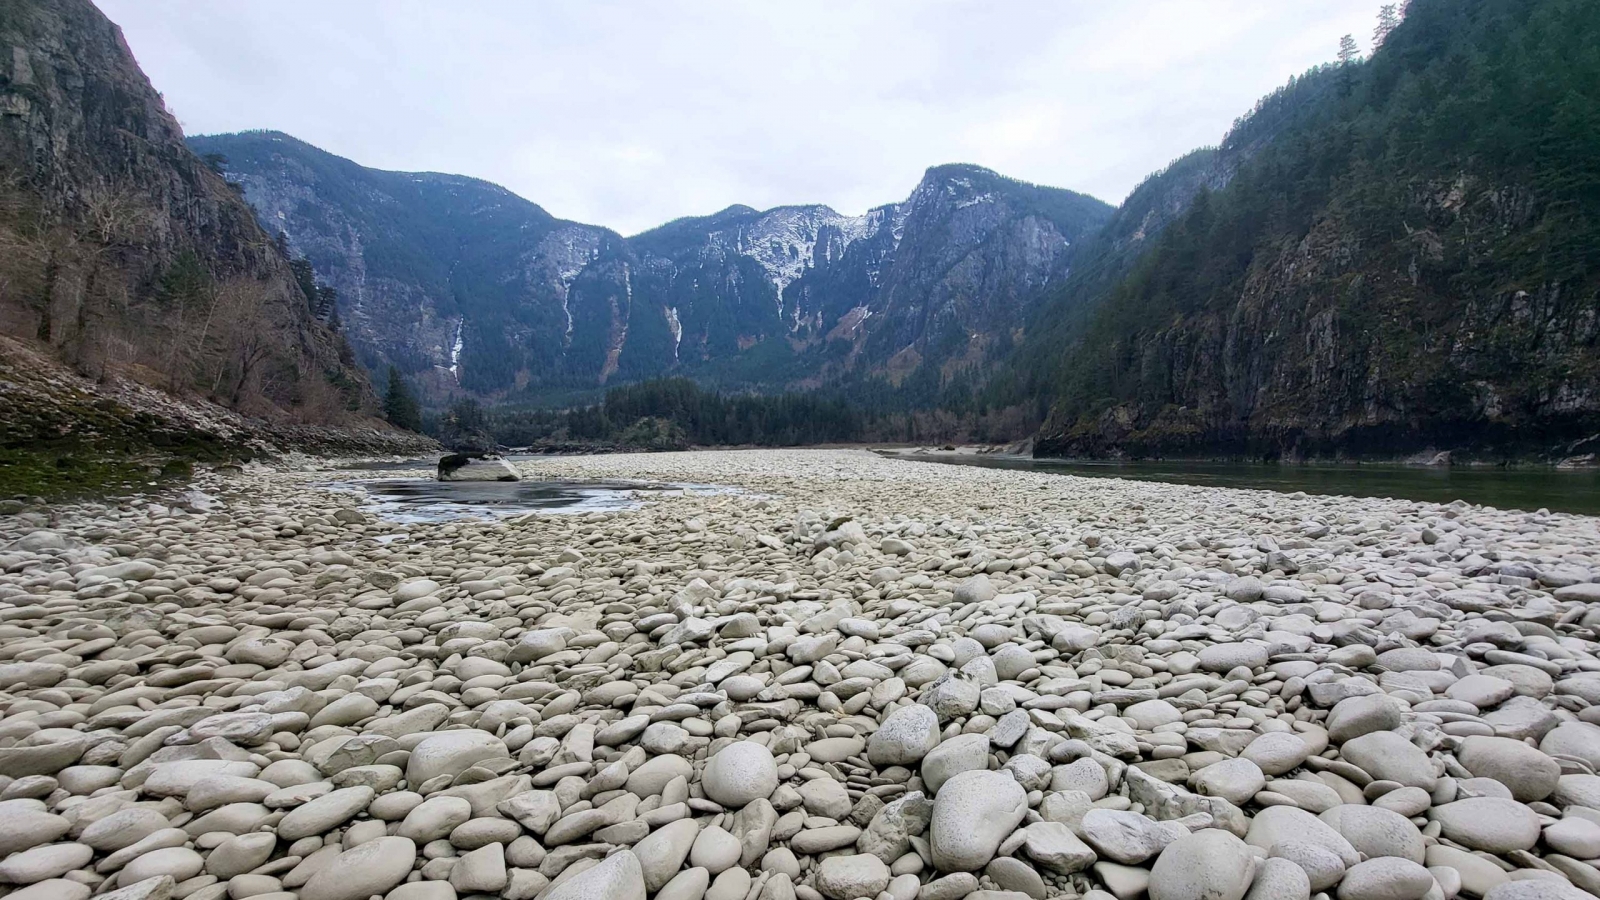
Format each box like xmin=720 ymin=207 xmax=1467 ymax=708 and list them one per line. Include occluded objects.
xmin=100 ymin=0 xmax=1391 ymax=234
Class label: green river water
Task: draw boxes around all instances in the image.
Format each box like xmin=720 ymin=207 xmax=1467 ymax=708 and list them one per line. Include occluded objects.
xmin=900 ymin=455 xmax=1600 ymax=517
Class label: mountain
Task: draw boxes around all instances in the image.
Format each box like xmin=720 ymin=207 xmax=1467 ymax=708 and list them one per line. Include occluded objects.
xmin=982 ymin=57 xmax=1369 ymax=420
xmin=1030 ymin=0 xmax=1600 ymax=462
xmin=0 ymin=0 xmax=376 ymax=424
xmin=185 ymin=132 xmax=1113 ymax=401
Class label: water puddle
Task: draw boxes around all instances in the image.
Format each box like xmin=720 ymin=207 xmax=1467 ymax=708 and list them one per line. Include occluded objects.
xmin=325 ymin=471 xmax=733 ymax=523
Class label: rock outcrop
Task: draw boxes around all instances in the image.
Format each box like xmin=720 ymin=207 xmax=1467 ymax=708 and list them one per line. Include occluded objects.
xmin=1031 ymin=0 xmax=1600 ymax=461
xmin=0 ymin=0 xmax=381 ymax=433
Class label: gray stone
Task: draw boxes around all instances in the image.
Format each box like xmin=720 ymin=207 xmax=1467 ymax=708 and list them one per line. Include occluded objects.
xmin=1269 ymin=841 xmax=1348 ymax=892
xmin=6 ymin=880 xmax=92 ymax=900
xmin=634 ymin=819 xmax=699 ymax=892
xmin=1082 ymin=809 xmax=1183 ymax=865
xmin=1320 ymin=805 xmax=1425 ymax=864
xmin=276 ymin=786 xmax=374 ymax=841
xmin=1336 ymin=858 xmax=1434 ymax=900
xmin=1339 ymin=732 xmax=1437 ymax=790
xmin=1540 ymin=722 xmax=1600 ymax=770
xmin=1023 ymin=821 xmax=1097 ymax=874
xmin=448 ymin=843 xmax=507 ymax=894
xmin=1481 ymin=881 xmax=1596 ymax=900
xmin=1327 ymin=695 xmax=1404 ymax=744
xmin=1198 ymin=643 xmax=1269 ymax=673
xmin=1429 ymin=797 xmax=1540 ymax=852
xmin=401 ymin=796 xmax=474 ymax=842
xmin=0 ymin=805 xmax=71 ymax=856
xmin=816 ymin=855 xmax=890 ymax=900
xmin=301 ymin=837 xmax=417 ymax=900
xmin=1246 ymin=807 xmax=1359 ymax=867
xmin=542 ymin=850 xmax=646 ymax=900
xmin=1544 ymin=816 xmax=1600 ymax=858
xmin=1148 ymin=829 xmax=1258 ymax=900
xmin=986 ymin=856 xmax=1047 ymax=899
xmin=117 ymin=847 xmax=203 ymax=886
xmin=405 ymin=732 xmax=508 ymax=786
xmin=1243 ymin=733 xmax=1312 ymax=776
xmin=921 ymin=733 xmax=989 ymax=794
xmin=701 ymin=741 xmax=778 ymax=808
xmin=1245 ymin=858 xmax=1311 ymax=900
xmin=204 ymin=833 xmax=277 ymax=879
xmin=438 ymin=456 xmax=519 ymax=482
xmin=928 ymin=769 xmax=1027 ymax=871
xmin=1458 ymin=735 xmax=1560 ymax=802
xmin=1192 ymin=758 xmax=1267 ymax=806
xmin=0 ymin=843 xmax=94 ymax=885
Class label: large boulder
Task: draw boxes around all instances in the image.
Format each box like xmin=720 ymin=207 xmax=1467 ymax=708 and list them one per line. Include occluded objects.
xmin=1149 ymin=830 xmax=1258 ymax=900
xmin=929 ymin=770 xmax=1027 ymax=871
xmin=701 ymin=742 xmax=779 ymax=808
xmin=542 ymin=850 xmax=646 ymax=900
xmin=438 ymin=454 xmax=520 ymax=482
xmin=405 ymin=732 xmax=509 ymax=785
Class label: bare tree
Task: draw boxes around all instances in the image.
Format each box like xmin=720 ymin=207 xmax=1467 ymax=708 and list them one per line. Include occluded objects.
xmin=208 ymin=279 xmax=280 ymax=406
xmin=81 ymin=186 xmax=149 ymax=247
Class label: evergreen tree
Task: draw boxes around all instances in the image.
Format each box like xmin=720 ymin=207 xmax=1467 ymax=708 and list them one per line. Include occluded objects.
xmin=1373 ymin=5 xmax=1400 ymax=50
xmin=288 ymin=257 xmax=319 ymax=310
xmin=316 ymin=286 xmax=339 ymax=322
xmin=1337 ymin=34 xmax=1359 ymax=65
xmin=382 ymin=365 xmax=422 ymax=431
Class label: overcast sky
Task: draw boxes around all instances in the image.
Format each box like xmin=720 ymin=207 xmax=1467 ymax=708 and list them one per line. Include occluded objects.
xmin=101 ymin=1 xmax=1390 ymax=235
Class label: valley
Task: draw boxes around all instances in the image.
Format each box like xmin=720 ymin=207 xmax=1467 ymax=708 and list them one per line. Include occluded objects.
xmin=2 ymin=4 xmax=1600 ymax=900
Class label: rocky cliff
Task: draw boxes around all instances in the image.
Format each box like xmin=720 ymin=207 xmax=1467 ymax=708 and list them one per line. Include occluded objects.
xmin=1034 ymin=0 xmax=1600 ymax=462
xmin=988 ymin=63 xmax=1338 ymax=411
xmin=186 ymin=133 xmax=1112 ymax=401
xmin=0 ymin=0 xmax=374 ymax=422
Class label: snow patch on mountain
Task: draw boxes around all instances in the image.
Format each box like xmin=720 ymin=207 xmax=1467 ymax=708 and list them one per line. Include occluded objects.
xmin=538 ymin=226 xmax=607 ymax=343
xmin=601 ymin=263 xmax=632 ymax=382
xmin=442 ymin=320 xmax=464 ymax=381
xmin=827 ymin=305 xmax=874 ymax=341
xmin=720 ymin=206 xmax=879 ymax=305
xmin=665 ymin=306 xmax=682 ymax=361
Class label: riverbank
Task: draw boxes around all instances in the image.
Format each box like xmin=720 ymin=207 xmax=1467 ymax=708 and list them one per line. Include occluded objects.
xmin=2 ymin=448 xmax=1599 ymax=900
xmin=878 ymin=451 xmax=1600 ymax=517
xmin=0 ymin=337 xmax=436 ymax=500
xmin=879 ymin=444 xmax=1600 ymax=469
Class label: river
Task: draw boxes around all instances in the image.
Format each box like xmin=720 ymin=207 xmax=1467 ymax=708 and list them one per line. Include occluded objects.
xmin=894 ymin=454 xmax=1600 ymax=516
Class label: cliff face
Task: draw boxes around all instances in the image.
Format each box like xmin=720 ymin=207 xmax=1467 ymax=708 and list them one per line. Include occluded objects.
xmin=1041 ymin=179 xmax=1600 ymax=460
xmin=1034 ymin=0 xmax=1600 ymax=462
xmin=187 ymin=133 xmax=1113 ymax=401
xmin=987 ymin=62 xmax=1343 ymax=412
xmin=0 ymin=0 xmax=373 ymax=421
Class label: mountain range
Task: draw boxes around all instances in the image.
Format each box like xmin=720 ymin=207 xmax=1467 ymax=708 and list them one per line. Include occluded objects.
xmin=187 ymin=132 xmax=1112 ymax=403
xmin=3 ymin=0 xmax=1595 ymax=469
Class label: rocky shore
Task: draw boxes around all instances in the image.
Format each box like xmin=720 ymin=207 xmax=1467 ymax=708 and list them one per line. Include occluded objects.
xmin=2 ymin=449 xmax=1600 ymax=900
xmin=0 ymin=337 xmax=436 ymax=499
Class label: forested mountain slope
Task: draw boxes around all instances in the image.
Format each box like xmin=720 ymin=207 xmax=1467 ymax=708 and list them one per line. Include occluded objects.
xmin=188 ymin=133 xmax=1112 ymax=402
xmin=1032 ymin=0 xmax=1600 ymax=461
xmin=0 ymin=0 xmax=375 ymax=422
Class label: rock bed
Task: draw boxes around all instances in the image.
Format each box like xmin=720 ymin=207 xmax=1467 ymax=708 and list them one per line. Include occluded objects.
xmin=1 ymin=448 xmax=1600 ymax=900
